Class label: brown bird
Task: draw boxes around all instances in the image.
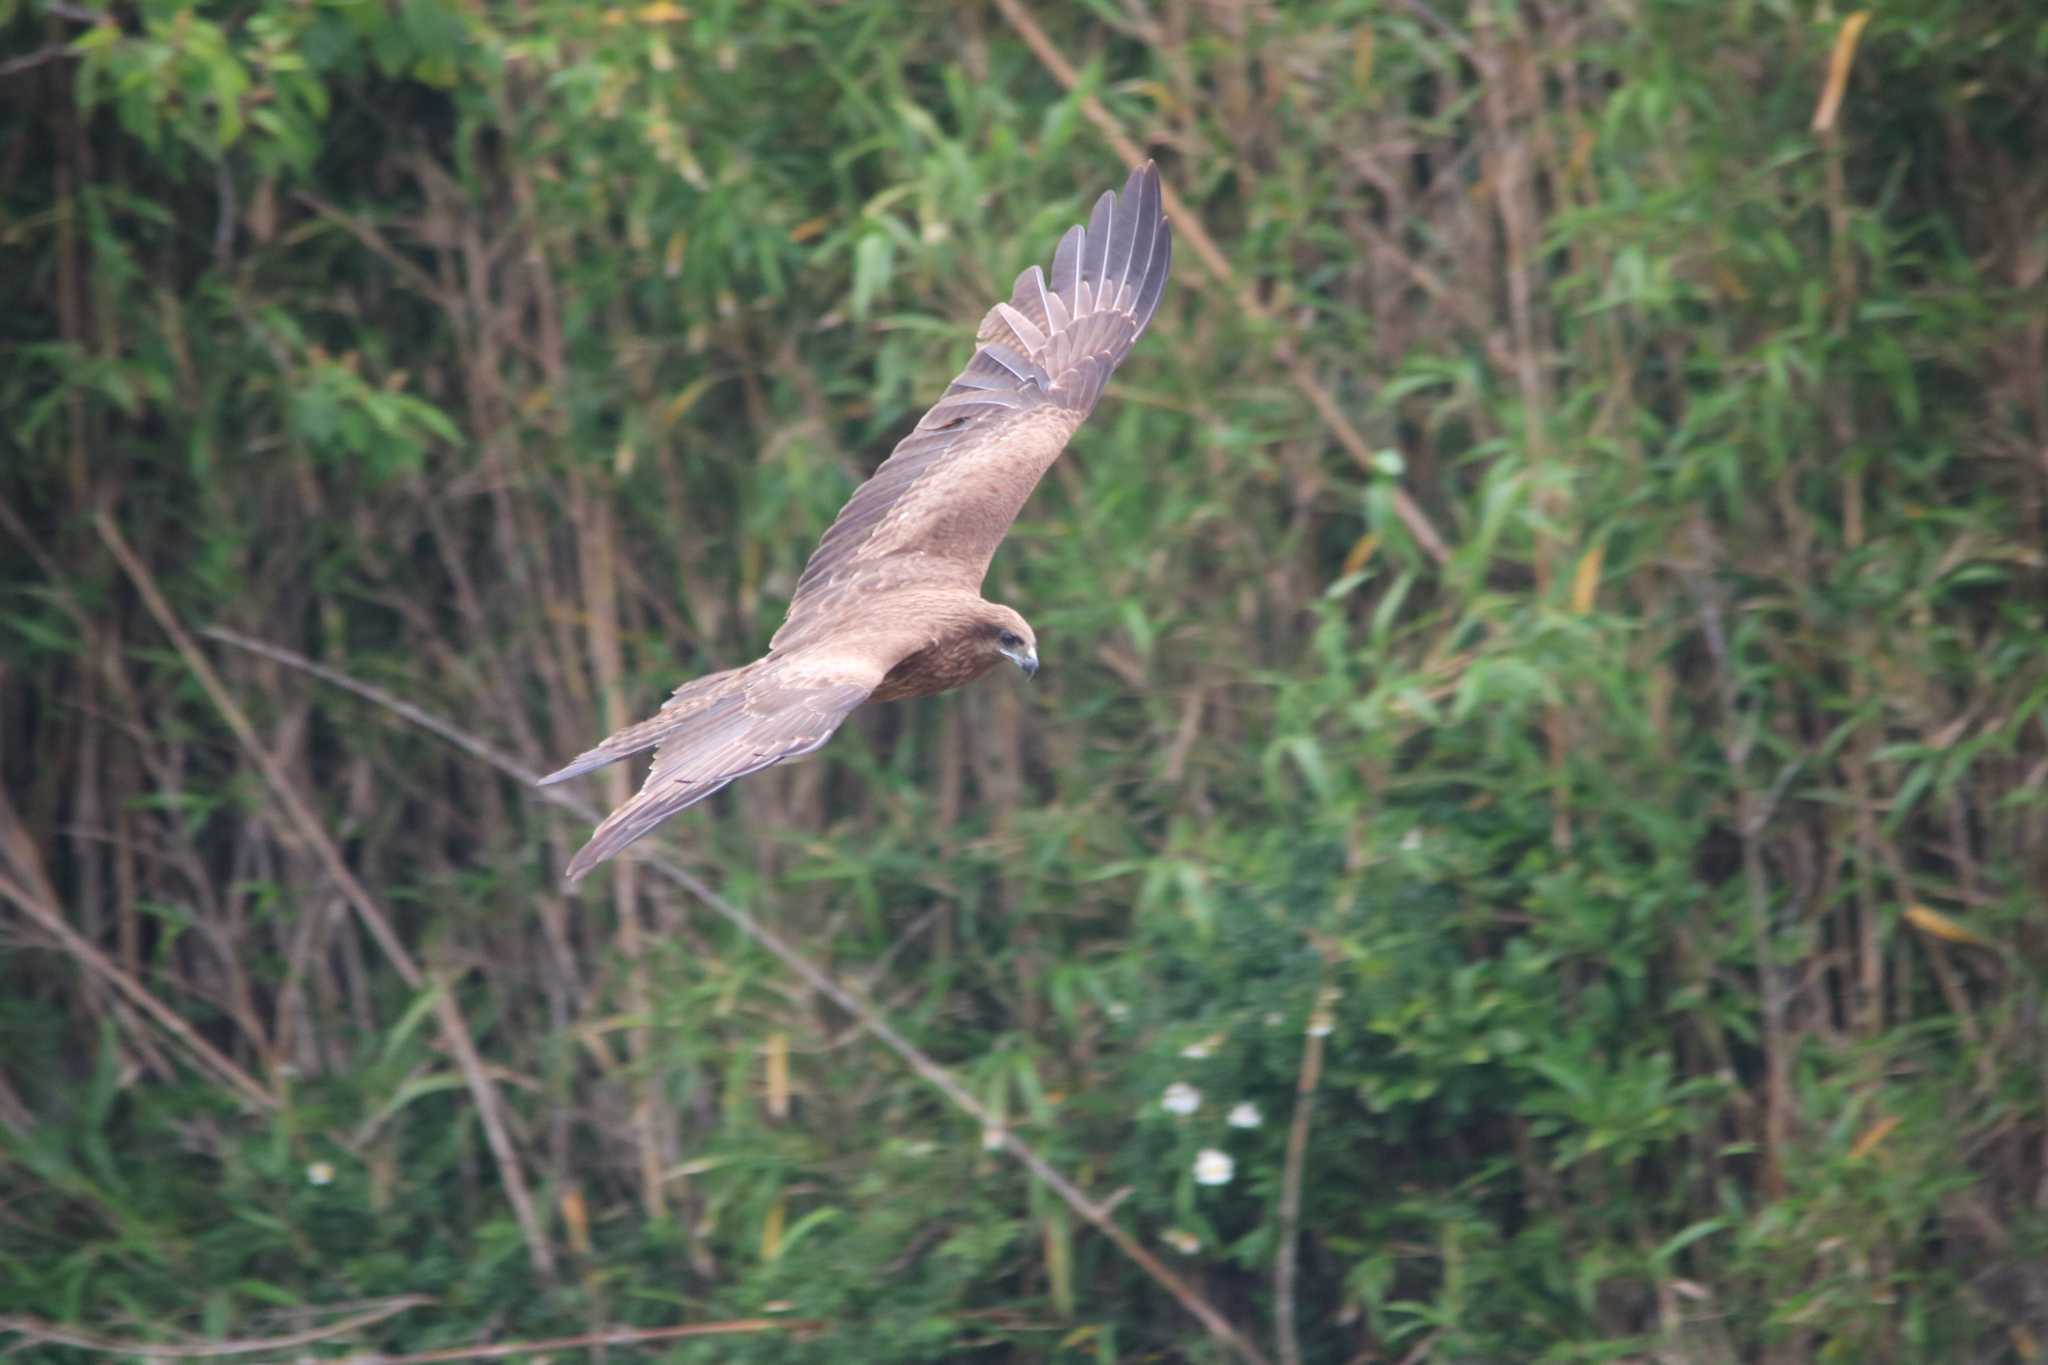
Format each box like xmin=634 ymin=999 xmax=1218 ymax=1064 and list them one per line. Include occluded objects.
xmin=542 ymin=163 xmax=1172 ymax=885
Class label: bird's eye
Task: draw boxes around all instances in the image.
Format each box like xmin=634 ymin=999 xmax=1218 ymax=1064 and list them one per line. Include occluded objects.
xmin=999 ymin=631 xmax=1021 ymax=648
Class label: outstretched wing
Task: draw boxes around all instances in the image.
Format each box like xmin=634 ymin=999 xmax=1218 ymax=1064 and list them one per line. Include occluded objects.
xmin=775 ymin=162 xmax=1172 ymax=646
xmin=554 ymin=667 xmax=873 ymax=885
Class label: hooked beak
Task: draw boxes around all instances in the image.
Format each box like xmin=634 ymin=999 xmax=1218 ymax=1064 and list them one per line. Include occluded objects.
xmin=1005 ymin=645 xmax=1039 ymax=680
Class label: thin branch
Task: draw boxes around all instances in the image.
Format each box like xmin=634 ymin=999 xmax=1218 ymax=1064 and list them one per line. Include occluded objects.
xmin=294 ymin=192 xmax=460 ymax=311
xmin=198 ymin=625 xmax=1275 ymax=1365
xmin=1682 ymin=525 xmax=1788 ymax=1199
xmin=43 ymin=2 xmax=113 ymax=23
xmin=0 ymin=868 xmax=277 ymax=1113
xmin=0 ymin=1296 xmax=432 ymax=1359
xmin=325 ymin=1316 xmax=818 ymax=1364
xmin=0 ymin=45 xmax=76 ymax=79
xmin=988 ymin=0 xmax=1450 ymax=565
xmin=1274 ymin=973 xmax=1330 ymax=1365
xmin=95 ymin=514 xmax=557 ymax=1282
xmin=0 ymin=743 xmax=276 ymax=1110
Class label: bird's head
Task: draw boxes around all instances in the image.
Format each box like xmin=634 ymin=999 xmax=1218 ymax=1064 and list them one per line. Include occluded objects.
xmin=978 ymin=604 xmax=1039 ymax=680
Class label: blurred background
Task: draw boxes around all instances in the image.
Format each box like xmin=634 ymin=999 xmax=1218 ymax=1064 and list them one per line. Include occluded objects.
xmin=4 ymin=0 xmax=2047 ymax=1360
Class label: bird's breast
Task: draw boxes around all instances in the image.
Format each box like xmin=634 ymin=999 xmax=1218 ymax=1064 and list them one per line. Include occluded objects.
xmin=871 ymin=639 xmax=997 ymax=702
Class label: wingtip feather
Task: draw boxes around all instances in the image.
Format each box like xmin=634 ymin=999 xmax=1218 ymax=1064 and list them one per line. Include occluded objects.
xmin=537 ymin=750 xmax=616 ymax=786
xmin=1132 ymin=221 xmax=1172 ymax=336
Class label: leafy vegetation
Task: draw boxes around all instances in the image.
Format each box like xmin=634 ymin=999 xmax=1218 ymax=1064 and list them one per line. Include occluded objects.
xmin=3 ymin=0 xmax=2046 ymax=1360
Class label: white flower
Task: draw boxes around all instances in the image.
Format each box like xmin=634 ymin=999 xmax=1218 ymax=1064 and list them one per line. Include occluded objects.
xmin=1179 ymin=1032 xmax=1224 ymax=1060
xmin=1162 ymin=1227 xmax=1202 ymax=1254
xmin=1227 ymin=1102 xmax=1263 ymax=1129
xmin=1306 ymin=1010 xmax=1335 ymax=1037
xmin=1105 ymin=1000 xmax=1130 ymax=1021
xmin=1161 ymin=1081 xmax=1202 ymax=1116
xmin=305 ymin=1161 xmax=335 ymax=1186
xmin=1193 ymin=1149 xmax=1235 ymax=1186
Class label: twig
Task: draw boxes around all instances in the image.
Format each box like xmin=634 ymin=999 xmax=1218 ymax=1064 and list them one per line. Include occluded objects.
xmin=213 ymin=160 xmax=236 ymax=265
xmin=0 ymin=867 xmax=277 ymax=1113
xmin=1683 ymin=526 xmax=1788 ymax=1198
xmin=1274 ymin=974 xmax=1329 ymax=1365
xmin=0 ymin=1295 xmax=432 ymax=1359
xmin=0 ymin=45 xmax=76 ymax=79
xmin=198 ymin=625 xmax=1275 ymax=1365
xmin=43 ymin=2 xmax=113 ymax=22
xmin=325 ymin=1316 xmax=818 ymax=1364
xmin=988 ymin=0 xmax=1450 ymax=566
xmin=1392 ymin=0 xmax=1479 ymax=65
xmin=0 ymin=747 xmax=276 ymax=1111
xmin=95 ymin=514 xmax=558 ymax=1282
xmin=295 ymin=192 xmax=459 ymax=311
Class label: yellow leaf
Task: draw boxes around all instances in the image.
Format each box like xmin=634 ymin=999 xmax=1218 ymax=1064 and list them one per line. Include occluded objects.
xmin=1903 ymin=903 xmax=1996 ymax=950
xmin=760 ymin=1193 xmax=785 ymax=1261
xmin=663 ymin=228 xmax=688 ymax=279
xmin=1340 ymin=533 xmax=1379 ymax=577
xmin=1710 ymin=260 xmax=1751 ymax=301
xmin=1565 ymin=124 xmax=1595 ymax=188
xmin=1042 ymin=1212 xmax=1074 ymax=1318
xmin=765 ymin=1031 xmax=790 ymax=1120
xmin=636 ymin=1 xmax=689 ymax=21
xmin=788 ymin=215 xmax=830 ymax=243
xmin=559 ymin=1185 xmax=592 ymax=1257
xmin=1351 ymin=28 xmax=1375 ymax=92
xmin=1570 ymin=544 xmax=1604 ymax=614
xmin=660 ymin=374 xmax=714 ymax=431
xmin=520 ymin=386 xmax=553 ymax=416
xmin=1126 ymin=78 xmax=1179 ymax=117
xmin=1811 ymin=11 xmax=1871 ymax=133
xmin=1847 ymin=1114 xmax=1899 ymax=1160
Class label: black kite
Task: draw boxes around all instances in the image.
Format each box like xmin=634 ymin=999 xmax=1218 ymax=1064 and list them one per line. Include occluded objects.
xmin=543 ymin=163 xmax=1172 ymax=884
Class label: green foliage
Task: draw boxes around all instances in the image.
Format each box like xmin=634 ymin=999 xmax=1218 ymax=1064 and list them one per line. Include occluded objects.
xmin=4 ymin=0 xmax=2047 ymax=1361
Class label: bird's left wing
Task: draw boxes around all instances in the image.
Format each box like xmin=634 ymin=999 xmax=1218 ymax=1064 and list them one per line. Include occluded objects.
xmin=558 ymin=665 xmax=875 ymax=884
xmin=775 ymin=163 xmax=1171 ymax=647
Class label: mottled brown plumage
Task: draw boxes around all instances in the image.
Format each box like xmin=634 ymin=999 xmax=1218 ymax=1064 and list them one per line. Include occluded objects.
xmin=542 ymin=164 xmax=1172 ymax=884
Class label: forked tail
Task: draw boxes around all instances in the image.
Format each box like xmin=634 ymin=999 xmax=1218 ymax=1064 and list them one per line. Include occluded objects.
xmin=537 ymin=666 xmax=747 ymax=786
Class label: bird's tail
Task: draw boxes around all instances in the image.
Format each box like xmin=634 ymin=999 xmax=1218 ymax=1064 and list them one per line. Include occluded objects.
xmin=537 ymin=666 xmax=748 ymax=786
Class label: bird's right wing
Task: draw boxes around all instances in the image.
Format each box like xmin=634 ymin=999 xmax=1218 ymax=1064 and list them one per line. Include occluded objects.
xmin=774 ymin=163 xmax=1171 ymax=648
xmin=553 ymin=665 xmax=875 ymax=885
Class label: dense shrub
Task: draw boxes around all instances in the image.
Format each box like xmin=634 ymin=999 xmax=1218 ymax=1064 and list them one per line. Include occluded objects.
xmin=3 ymin=1 xmax=2045 ymax=1359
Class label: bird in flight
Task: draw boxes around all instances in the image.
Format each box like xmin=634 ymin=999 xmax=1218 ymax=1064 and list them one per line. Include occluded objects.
xmin=542 ymin=163 xmax=1172 ymax=885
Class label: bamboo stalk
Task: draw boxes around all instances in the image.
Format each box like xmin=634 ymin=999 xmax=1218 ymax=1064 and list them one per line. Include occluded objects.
xmin=1273 ymin=968 xmax=1329 ymax=1365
